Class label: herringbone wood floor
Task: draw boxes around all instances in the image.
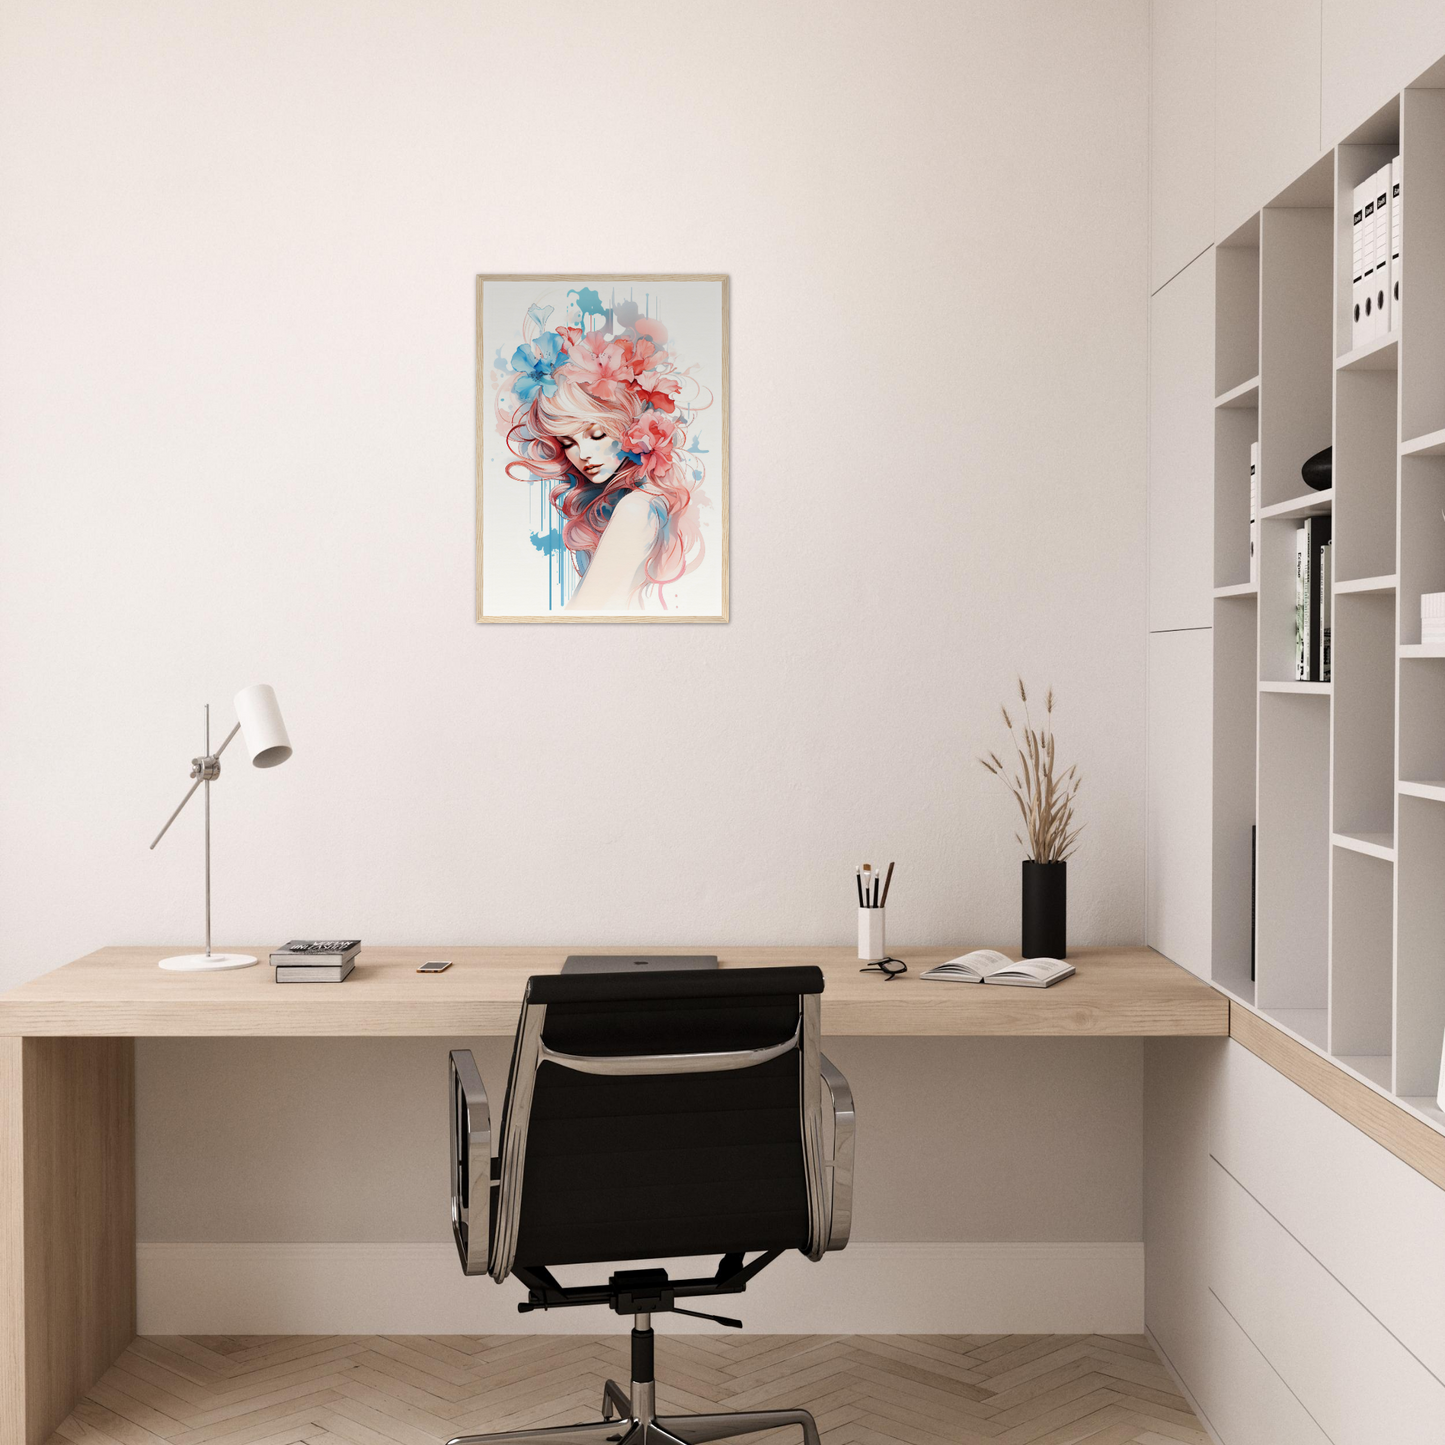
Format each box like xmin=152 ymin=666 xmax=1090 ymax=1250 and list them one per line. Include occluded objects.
xmin=49 ymin=1334 xmax=1209 ymax=1445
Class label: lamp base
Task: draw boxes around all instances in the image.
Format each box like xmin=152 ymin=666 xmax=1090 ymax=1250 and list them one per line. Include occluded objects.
xmin=158 ymin=952 xmax=258 ymax=972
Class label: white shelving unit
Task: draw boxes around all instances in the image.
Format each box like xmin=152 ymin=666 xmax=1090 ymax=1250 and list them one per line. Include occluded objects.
xmin=1211 ymin=79 xmax=1445 ymax=1132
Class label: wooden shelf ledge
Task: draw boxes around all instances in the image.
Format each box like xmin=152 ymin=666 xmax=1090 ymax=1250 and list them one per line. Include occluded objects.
xmin=1231 ymin=1002 xmax=1445 ymax=1191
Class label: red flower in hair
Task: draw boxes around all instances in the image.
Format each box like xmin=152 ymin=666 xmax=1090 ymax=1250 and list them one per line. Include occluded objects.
xmin=620 ymin=410 xmax=678 ymax=482
xmin=560 ymin=332 xmax=638 ymax=404
xmin=634 ymin=370 xmax=681 ymax=413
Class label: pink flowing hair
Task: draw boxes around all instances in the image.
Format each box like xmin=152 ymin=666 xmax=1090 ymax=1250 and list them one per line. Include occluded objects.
xmin=498 ymin=331 xmax=707 ymax=605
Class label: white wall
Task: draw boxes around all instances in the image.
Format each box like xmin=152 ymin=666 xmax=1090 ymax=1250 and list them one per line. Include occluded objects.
xmin=0 ymin=0 xmax=1149 ymax=982
xmin=0 ymin=0 xmax=1152 ymax=1324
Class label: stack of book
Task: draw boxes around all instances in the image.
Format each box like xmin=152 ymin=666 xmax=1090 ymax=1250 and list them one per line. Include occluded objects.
xmin=270 ymin=939 xmax=361 ymax=983
xmin=1352 ymin=156 xmax=1401 ymax=348
xmin=1294 ymin=517 xmax=1332 ymax=682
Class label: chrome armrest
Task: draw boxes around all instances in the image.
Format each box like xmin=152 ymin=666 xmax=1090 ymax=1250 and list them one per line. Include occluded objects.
xmin=449 ymin=1049 xmax=492 ymax=1276
xmin=819 ymin=1052 xmax=854 ymax=1251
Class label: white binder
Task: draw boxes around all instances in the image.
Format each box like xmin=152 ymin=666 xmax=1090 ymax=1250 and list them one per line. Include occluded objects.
xmin=1372 ymin=165 xmax=1391 ymax=341
xmin=1391 ymin=154 xmax=1402 ymax=333
xmin=1346 ymin=180 xmax=1358 ymax=349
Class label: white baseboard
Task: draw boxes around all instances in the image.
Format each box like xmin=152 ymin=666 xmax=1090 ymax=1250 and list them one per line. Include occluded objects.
xmin=137 ymin=1241 xmax=1143 ymax=1336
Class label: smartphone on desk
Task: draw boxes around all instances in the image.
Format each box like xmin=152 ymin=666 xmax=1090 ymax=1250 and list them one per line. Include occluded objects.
xmin=417 ymin=959 xmax=452 ymax=973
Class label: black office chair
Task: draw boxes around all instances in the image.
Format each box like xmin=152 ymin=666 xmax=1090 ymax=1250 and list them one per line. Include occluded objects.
xmin=446 ymin=966 xmax=855 ymax=1445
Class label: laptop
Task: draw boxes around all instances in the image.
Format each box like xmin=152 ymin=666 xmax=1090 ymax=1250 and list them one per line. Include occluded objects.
xmin=561 ymin=954 xmax=719 ymax=974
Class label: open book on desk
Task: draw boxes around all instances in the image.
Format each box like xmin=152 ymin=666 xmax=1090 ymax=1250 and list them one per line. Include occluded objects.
xmin=920 ymin=950 xmax=1075 ymax=988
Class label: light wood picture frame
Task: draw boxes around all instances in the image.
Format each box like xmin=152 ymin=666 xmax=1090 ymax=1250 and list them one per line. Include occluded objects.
xmin=475 ymin=274 xmax=729 ymax=623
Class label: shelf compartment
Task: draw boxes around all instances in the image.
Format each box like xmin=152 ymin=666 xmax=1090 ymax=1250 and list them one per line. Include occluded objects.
xmin=1400 ymin=641 xmax=1445 ymax=783
xmin=1401 ymin=427 xmax=1445 ymax=458
xmin=1216 ymin=221 xmax=1260 ymax=398
xmin=1332 ymin=591 xmax=1396 ymax=839
xmin=1396 ymin=795 xmax=1445 ymax=1097
xmin=1214 ymin=405 xmax=1259 ymax=589
xmin=1260 ymin=680 xmax=1331 ymax=695
xmin=1401 ymin=87 xmax=1445 ymax=444
xmin=1212 ymin=593 xmax=1259 ymax=1003
xmin=1330 ymin=848 xmax=1393 ymax=1062
xmin=1397 ymin=455 xmax=1445 ymax=644
xmin=1259 ymin=203 xmax=1332 ymax=510
xmin=1336 ymin=335 xmax=1398 ymax=371
xmin=1255 ymin=692 xmax=1331 ymax=1016
xmin=1333 ymin=830 xmax=1396 ymax=861
xmin=1334 ymin=368 xmax=1398 ymax=582
xmin=1215 ymin=375 xmax=1260 ymax=409
xmin=1336 ymin=574 xmax=1397 ymax=594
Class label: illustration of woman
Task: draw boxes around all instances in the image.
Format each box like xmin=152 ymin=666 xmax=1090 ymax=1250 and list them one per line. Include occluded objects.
xmin=496 ymin=302 xmax=707 ymax=612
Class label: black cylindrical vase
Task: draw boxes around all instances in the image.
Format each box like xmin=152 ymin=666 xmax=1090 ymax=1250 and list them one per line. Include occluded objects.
xmin=1022 ymin=860 xmax=1067 ymax=958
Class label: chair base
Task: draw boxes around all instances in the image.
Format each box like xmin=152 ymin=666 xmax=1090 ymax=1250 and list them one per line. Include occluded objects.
xmin=446 ymin=1380 xmax=821 ymax=1445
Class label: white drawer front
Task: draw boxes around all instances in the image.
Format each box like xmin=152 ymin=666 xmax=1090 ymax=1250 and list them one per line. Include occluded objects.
xmin=1210 ymin=1157 xmax=1445 ymax=1444
xmin=1196 ymin=1288 xmax=1330 ymax=1445
xmin=1213 ymin=1038 xmax=1445 ymax=1380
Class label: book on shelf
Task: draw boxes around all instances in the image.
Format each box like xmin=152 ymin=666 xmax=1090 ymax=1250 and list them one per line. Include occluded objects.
xmin=276 ymin=958 xmax=355 ymax=984
xmin=920 ymin=950 xmax=1074 ymax=988
xmin=1320 ymin=538 xmax=1332 ymax=682
xmin=1249 ymin=441 xmax=1259 ymax=584
xmin=1295 ymin=526 xmax=1308 ymax=679
xmin=1293 ymin=517 xmax=1332 ymax=681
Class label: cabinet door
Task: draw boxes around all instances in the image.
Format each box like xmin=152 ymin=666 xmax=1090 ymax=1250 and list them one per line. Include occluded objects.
xmin=1150 ymin=0 xmax=1215 ymax=291
xmin=1149 ymin=251 xmax=1215 ymax=632
xmin=1147 ymin=628 xmax=1212 ymax=978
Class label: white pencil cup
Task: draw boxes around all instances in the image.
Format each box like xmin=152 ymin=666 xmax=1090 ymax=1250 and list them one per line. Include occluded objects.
xmin=858 ymin=907 xmax=886 ymax=962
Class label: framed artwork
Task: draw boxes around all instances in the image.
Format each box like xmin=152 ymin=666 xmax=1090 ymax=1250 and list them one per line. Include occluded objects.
xmin=476 ymin=274 xmax=729 ymax=622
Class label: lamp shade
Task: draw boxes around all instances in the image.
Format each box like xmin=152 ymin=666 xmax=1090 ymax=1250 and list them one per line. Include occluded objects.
xmin=233 ymin=684 xmax=292 ymax=768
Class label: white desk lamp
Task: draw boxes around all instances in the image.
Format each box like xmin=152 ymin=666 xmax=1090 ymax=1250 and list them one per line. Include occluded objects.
xmin=149 ymin=684 xmax=292 ymax=972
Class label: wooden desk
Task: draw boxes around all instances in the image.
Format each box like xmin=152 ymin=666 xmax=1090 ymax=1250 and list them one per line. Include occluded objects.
xmin=0 ymin=944 xmax=1223 ymax=1445
xmin=0 ymin=943 xmax=1225 ymax=1038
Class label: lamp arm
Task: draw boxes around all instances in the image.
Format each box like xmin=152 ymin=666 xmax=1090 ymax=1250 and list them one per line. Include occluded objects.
xmin=149 ymin=777 xmax=203 ymax=850
xmin=213 ymin=721 xmax=242 ymax=759
xmin=148 ymin=722 xmax=241 ymax=850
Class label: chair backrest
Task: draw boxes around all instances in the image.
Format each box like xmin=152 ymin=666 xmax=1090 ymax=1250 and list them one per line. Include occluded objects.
xmin=488 ymin=966 xmax=828 ymax=1281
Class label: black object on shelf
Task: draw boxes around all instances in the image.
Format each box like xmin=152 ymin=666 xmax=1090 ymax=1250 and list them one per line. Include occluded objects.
xmin=1250 ymin=824 xmax=1257 ymax=984
xmin=1022 ymin=860 xmax=1066 ymax=959
xmin=1301 ymin=445 xmax=1332 ymax=491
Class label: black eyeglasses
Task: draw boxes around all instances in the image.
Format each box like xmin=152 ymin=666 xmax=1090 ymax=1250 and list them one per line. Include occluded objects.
xmin=859 ymin=957 xmax=908 ymax=981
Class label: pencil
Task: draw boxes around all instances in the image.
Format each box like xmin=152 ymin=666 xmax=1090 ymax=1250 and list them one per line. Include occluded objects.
xmin=880 ymin=860 xmax=895 ymax=907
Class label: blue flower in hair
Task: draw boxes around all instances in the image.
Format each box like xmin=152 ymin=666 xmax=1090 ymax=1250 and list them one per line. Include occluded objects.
xmin=510 ymin=330 xmax=567 ymax=403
